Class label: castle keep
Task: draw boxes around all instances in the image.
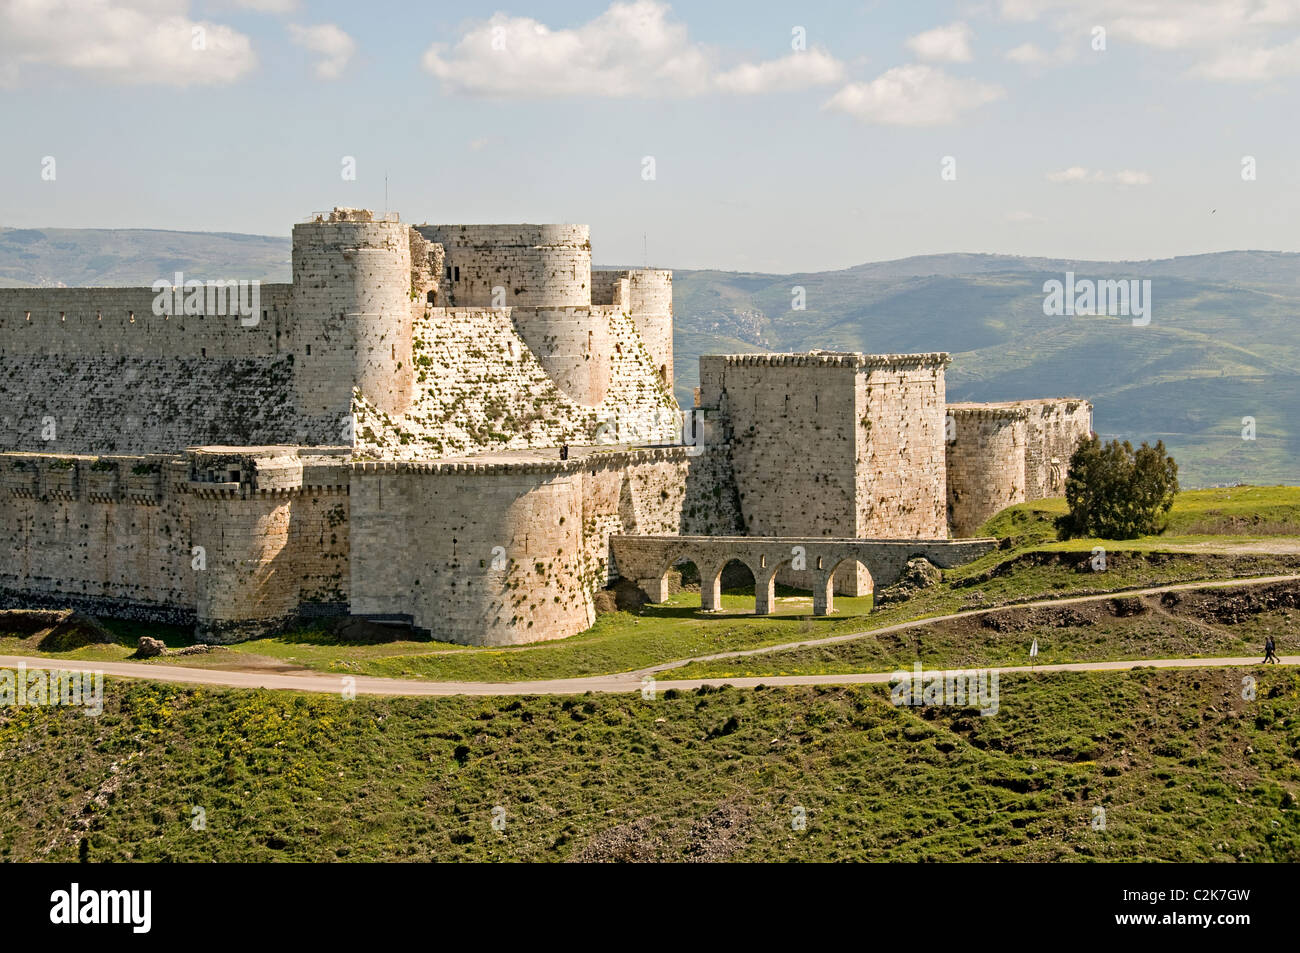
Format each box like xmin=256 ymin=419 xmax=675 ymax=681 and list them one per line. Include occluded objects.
xmin=0 ymin=208 xmax=1090 ymax=645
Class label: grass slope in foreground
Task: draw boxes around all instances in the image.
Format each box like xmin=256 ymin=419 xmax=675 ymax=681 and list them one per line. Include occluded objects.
xmin=1 ymin=668 xmax=1296 ymax=862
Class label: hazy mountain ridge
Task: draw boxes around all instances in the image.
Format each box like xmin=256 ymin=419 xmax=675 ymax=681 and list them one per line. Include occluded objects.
xmin=2 ymin=225 xmax=1296 ymax=486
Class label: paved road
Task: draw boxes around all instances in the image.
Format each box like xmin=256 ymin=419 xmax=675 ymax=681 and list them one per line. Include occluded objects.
xmin=2 ymin=572 xmax=1297 ymax=697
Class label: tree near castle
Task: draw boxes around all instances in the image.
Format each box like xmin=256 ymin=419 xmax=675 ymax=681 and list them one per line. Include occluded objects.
xmin=1058 ymin=435 xmax=1179 ymax=540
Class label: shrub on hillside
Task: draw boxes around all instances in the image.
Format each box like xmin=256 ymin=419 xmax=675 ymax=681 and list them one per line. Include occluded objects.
xmin=1057 ymin=435 xmax=1179 ymax=540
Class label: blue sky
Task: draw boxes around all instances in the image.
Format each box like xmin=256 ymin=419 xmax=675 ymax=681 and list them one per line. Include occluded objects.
xmin=3 ymin=0 xmax=1299 ymax=271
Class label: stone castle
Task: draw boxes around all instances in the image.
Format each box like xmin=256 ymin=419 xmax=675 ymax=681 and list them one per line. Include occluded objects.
xmin=0 ymin=208 xmax=1091 ymax=645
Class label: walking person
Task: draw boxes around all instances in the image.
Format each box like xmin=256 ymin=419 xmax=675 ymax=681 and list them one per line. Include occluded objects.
xmin=1263 ymin=634 xmax=1279 ymax=664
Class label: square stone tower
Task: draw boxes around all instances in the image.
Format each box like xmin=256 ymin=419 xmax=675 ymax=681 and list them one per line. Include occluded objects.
xmin=697 ymin=351 xmax=949 ymax=594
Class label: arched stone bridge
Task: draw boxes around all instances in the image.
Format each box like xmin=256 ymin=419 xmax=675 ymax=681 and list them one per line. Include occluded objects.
xmin=610 ymin=535 xmax=998 ymax=615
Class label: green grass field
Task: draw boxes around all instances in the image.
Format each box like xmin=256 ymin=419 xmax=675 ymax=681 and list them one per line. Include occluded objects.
xmin=2 ymin=668 xmax=1296 ymax=861
xmin=978 ymin=485 xmax=1300 ymax=546
xmin=669 ymin=582 xmax=1297 ymax=679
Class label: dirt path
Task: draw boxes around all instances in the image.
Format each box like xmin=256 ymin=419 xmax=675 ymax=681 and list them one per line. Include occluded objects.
xmin=0 ymin=651 xmax=1295 ymax=697
xmin=2 ymin=573 xmax=1297 ymax=697
xmin=1130 ymin=538 xmax=1300 ymax=555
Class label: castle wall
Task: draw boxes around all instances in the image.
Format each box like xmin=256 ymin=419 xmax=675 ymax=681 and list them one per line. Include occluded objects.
xmin=698 ymin=352 xmax=948 ymax=596
xmin=0 ymin=286 xmax=331 ymax=453
xmin=184 ymin=448 xmax=351 ymax=642
xmin=590 ymin=271 xmax=628 ymax=307
xmin=417 ymin=224 xmax=591 ymax=308
xmin=349 ymin=447 xmax=740 ymax=645
xmin=856 ymin=354 xmax=949 ymax=540
xmin=945 ymin=399 xmax=1093 ymax=536
xmin=699 ymin=355 xmax=860 ymax=537
xmin=945 ymin=407 xmax=1027 ymax=537
xmin=0 ymin=448 xmax=350 ymax=641
xmin=0 ymin=285 xmax=289 ymax=358
xmin=581 ymin=447 xmax=743 ymax=584
xmin=0 ymin=453 xmax=196 ymax=623
xmin=1023 ymin=399 xmax=1092 ymax=500
xmin=698 ymin=355 xmax=867 ymax=593
xmin=349 ymin=462 xmax=592 ymax=646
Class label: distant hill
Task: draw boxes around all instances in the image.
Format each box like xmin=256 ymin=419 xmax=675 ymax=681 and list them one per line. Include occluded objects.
xmin=0 ymin=226 xmax=290 ymax=287
xmin=3 ymin=225 xmax=1296 ymax=487
xmin=671 ymin=253 xmax=1300 ymax=489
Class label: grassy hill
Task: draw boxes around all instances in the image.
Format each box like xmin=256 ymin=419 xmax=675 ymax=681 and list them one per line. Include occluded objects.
xmin=2 ymin=669 xmax=1296 ymax=861
xmin=3 ymin=226 xmax=1297 ymax=485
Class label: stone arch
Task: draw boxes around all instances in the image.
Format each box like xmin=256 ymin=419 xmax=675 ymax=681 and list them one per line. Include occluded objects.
xmin=816 ymin=556 xmax=875 ymax=616
xmin=702 ymin=556 xmax=757 ymax=613
xmin=630 ymin=547 xmax=690 ymax=605
xmin=756 ymin=551 xmax=802 ymax=616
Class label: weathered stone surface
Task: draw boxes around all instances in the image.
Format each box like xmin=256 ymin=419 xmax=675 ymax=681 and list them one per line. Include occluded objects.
xmin=946 ymin=400 xmax=1092 ymax=536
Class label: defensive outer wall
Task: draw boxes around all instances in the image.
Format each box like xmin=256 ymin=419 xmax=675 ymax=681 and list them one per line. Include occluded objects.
xmin=0 ymin=207 xmax=1092 ymax=646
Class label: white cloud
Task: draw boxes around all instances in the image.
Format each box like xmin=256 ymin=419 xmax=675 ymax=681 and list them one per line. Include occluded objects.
xmin=1047 ymin=167 xmax=1152 ymax=185
xmin=714 ymin=48 xmax=844 ymax=94
xmin=1114 ymin=169 xmax=1153 ymax=185
xmin=998 ymin=0 xmax=1300 ymax=80
xmin=288 ymin=23 xmax=354 ymax=79
xmin=905 ymin=22 xmax=974 ymax=63
xmin=823 ymin=65 xmax=1004 ymax=125
xmin=1005 ymin=42 xmax=1050 ymax=64
xmin=0 ymin=0 xmax=255 ymax=86
xmin=421 ymin=1 xmax=844 ymax=98
xmin=1196 ymin=35 xmax=1300 ymax=80
xmin=233 ymin=0 xmax=298 ymax=11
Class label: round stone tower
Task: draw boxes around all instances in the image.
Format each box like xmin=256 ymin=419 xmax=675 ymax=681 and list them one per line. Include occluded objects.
xmin=416 ymin=223 xmax=591 ymax=307
xmin=291 ymin=208 xmax=414 ymax=421
xmin=626 ymin=269 xmax=674 ymax=389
